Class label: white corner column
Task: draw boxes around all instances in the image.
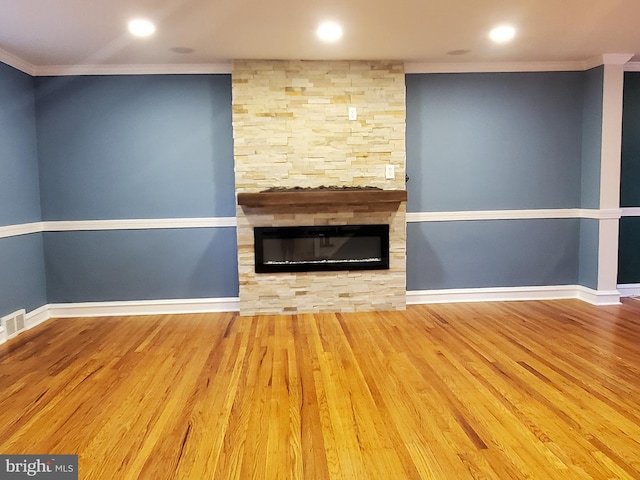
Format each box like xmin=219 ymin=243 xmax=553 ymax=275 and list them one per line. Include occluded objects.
xmin=597 ymin=54 xmax=633 ymax=302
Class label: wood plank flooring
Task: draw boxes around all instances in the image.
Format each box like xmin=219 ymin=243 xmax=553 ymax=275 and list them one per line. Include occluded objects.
xmin=1 ymin=299 xmax=640 ymax=479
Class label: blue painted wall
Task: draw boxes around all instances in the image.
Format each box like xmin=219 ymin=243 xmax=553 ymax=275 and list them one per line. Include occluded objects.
xmin=406 ymin=72 xmax=585 ymax=213
xmin=0 ymin=63 xmax=41 ymax=226
xmin=578 ymin=219 xmax=599 ymax=290
xmin=580 ymin=67 xmax=603 ymax=209
xmin=0 ymin=62 xmax=46 ymax=318
xmin=35 ymin=75 xmax=235 ymax=220
xmin=575 ymin=67 xmax=603 ymax=290
xmin=405 ymin=71 xmax=602 ymax=291
xmin=32 ymin=75 xmax=238 ymax=303
xmin=0 ymin=62 xmax=619 ymax=311
xmin=0 ymin=235 xmax=48 ymax=315
xmin=44 ymin=229 xmax=238 ymax=303
xmin=1 ymin=69 xmax=238 ymax=312
xmin=407 ymin=220 xmax=580 ymax=290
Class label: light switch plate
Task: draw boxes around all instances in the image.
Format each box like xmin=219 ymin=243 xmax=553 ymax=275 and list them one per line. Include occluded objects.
xmin=348 ymin=107 xmax=357 ymax=120
xmin=385 ymin=164 xmax=395 ymax=179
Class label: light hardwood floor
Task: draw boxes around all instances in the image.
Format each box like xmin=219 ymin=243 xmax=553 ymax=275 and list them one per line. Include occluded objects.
xmin=1 ymin=299 xmax=640 ymax=479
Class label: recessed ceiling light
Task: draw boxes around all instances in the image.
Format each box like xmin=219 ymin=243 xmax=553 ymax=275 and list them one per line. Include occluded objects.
xmin=489 ymin=25 xmax=516 ymax=43
xmin=128 ymin=19 xmax=156 ymax=38
xmin=317 ymin=22 xmax=343 ymax=42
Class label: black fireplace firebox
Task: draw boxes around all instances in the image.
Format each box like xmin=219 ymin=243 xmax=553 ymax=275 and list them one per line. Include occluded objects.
xmin=254 ymin=224 xmax=389 ymax=273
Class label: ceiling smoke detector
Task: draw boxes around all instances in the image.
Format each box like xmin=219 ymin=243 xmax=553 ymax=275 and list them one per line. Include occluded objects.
xmin=447 ymin=49 xmax=471 ymax=56
xmin=171 ymin=47 xmax=195 ymax=54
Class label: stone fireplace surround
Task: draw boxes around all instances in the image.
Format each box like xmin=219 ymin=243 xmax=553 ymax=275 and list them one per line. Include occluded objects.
xmin=232 ymin=60 xmax=407 ymax=316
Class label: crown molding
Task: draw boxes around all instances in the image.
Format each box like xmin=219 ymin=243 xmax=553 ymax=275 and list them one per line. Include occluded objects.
xmin=1 ymin=47 xmax=635 ymax=77
xmin=601 ymin=53 xmax=634 ymax=65
xmin=404 ymin=60 xmax=589 ymax=74
xmin=33 ymin=62 xmax=233 ymax=76
xmin=0 ymin=47 xmax=36 ymax=75
xmin=405 ymin=54 xmax=638 ymax=74
xmin=582 ymin=56 xmax=606 ymax=71
xmin=581 ymin=54 xmax=634 ymax=70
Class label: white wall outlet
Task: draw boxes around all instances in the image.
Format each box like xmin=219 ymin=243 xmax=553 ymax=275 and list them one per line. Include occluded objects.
xmin=385 ymin=164 xmax=395 ymax=179
xmin=348 ymin=107 xmax=357 ymax=120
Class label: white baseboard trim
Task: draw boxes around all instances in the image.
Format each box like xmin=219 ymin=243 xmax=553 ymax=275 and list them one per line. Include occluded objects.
xmin=617 ymin=284 xmax=640 ymax=298
xmin=407 ymin=285 xmax=621 ymax=306
xmin=46 ymin=297 xmax=240 ymax=318
xmin=26 ymin=304 xmax=52 ymax=328
xmin=3 ymin=286 xmax=626 ymax=347
xmin=0 ymin=305 xmax=51 ymax=346
xmin=574 ymin=286 xmax=621 ymax=305
xmin=1 ymin=298 xmax=239 ymax=345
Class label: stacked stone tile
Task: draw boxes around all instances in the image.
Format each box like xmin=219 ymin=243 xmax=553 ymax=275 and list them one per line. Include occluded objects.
xmin=232 ymin=60 xmax=407 ymax=315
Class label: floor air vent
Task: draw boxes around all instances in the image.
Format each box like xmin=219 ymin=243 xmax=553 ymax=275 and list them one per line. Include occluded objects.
xmin=1 ymin=309 xmax=26 ymax=341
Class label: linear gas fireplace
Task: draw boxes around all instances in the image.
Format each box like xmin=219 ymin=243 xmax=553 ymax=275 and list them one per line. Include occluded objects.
xmin=254 ymin=224 xmax=389 ymax=273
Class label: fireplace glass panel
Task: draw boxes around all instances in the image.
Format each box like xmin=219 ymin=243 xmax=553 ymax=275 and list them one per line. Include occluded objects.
xmin=254 ymin=225 xmax=389 ymax=273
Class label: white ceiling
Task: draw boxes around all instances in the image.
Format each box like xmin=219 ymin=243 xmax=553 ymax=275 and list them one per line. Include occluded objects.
xmin=1 ymin=0 xmax=640 ymax=72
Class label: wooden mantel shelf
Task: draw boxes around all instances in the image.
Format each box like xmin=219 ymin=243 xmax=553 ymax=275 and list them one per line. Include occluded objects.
xmin=237 ymin=189 xmax=407 ymax=207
